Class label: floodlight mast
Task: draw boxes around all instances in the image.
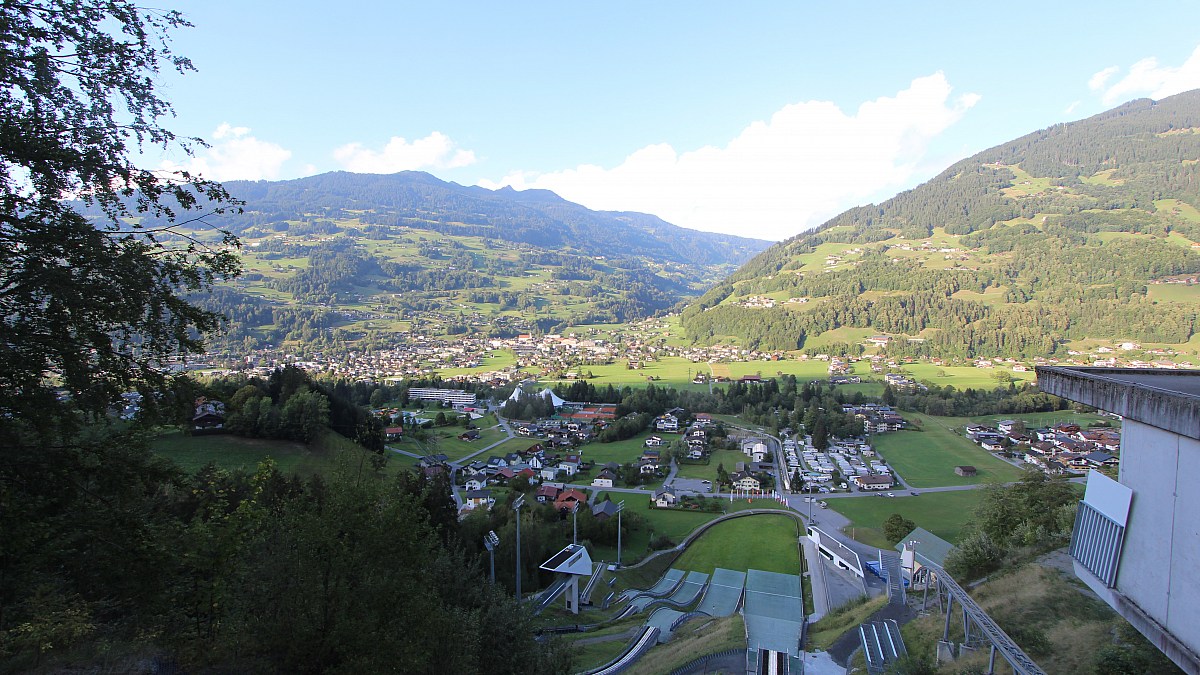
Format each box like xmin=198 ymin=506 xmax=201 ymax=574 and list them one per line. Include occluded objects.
xmin=484 ymin=530 xmax=500 ymax=585
xmin=513 ymin=495 xmax=526 ymax=600
xmin=615 ymin=500 xmax=626 ymax=566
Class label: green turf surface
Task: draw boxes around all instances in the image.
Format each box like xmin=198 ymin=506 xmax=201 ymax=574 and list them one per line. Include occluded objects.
xmin=674 ymin=514 xmax=800 ymax=575
xmin=825 ymin=490 xmax=984 ymax=548
xmin=872 ymin=413 xmax=1024 ymax=488
xmin=151 ymin=429 xmax=326 ymax=475
xmin=582 ymin=430 xmax=663 ymax=466
xmin=674 ymin=447 xmax=743 ymax=482
xmin=589 ymin=492 xmax=790 ymax=564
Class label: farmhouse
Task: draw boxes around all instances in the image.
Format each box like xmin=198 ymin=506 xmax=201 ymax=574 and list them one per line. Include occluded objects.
xmin=731 ymin=471 xmax=762 ymax=491
xmin=591 ymin=468 xmax=617 ymax=488
xmin=954 ymin=465 xmax=978 ymax=477
xmin=853 ymin=474 xmax=894 ymax=490
xmin=653 ymin=486 xmax=677 ymax=507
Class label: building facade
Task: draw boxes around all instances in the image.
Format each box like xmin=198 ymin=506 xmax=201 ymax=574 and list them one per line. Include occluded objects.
xmin=1038 ymin=367 xmax=1200 ymax=674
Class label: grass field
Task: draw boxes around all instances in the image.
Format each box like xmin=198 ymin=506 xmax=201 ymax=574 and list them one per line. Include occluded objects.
xmin=589 ymin=492 xmax=790 ymax=564
xmin=872 ymin=413 xmax=1024 ymax=488
xmin=675 ymin=447 xmax=744 ymax=483
xmin=581 ymin=430 xmax=662 ymax=466
xmin=674 ymin=514 xmax=800 ymax=575
xmin=825 ymin=490 xmax=984 ymax=548
xmin=152 ymin=430 xmax=326 ymax=475
xmin=900 ymin=363 xmax=1036 ymax=388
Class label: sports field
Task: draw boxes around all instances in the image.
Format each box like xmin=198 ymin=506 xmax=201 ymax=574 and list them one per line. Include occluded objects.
xmin=872 ymin=413 xmax=1024 ymax=488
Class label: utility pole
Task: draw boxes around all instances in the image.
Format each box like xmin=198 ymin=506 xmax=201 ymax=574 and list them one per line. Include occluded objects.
xmin=572 ymin=501 xmax=579 ymax=545
xmin=513 ymin=495 xmax=525 ymax=600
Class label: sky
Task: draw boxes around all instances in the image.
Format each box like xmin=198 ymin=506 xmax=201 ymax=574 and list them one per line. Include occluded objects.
xmin=154 ymin=2 xmax=1200 ymax=241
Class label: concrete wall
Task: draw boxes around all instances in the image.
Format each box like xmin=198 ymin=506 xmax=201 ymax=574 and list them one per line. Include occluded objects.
xmin=1119 ymin=420 xmax=1200 ymax=660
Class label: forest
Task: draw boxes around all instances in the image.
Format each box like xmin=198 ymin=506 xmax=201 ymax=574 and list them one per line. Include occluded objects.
xmin=681 ymin=90 xmax=1200 ymax=358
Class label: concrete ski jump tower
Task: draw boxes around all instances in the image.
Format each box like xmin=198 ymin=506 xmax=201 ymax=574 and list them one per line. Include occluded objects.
xmin=540 ymin=544 xmax=593 ymax=614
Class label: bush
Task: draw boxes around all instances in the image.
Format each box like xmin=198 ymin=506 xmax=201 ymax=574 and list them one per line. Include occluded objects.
xmin=944 ymin=532 xmax=1005 ymax=580
xmin=649 ymin=535 xmax=676 ymax=551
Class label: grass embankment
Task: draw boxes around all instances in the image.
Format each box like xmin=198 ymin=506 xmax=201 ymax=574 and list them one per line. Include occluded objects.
xmin=589 ymin=493 xmax=791 ymax=564
xmin=559 ymin=616 xmax=648 ymax=671
xmin=153 ymin=429 xmax=403 ymax=478
xmin=805 ymin=595 xmax=887 ymax=650
xmin=901 ymin=562 xmax=1177 ymax=674
xmin=826 ymin=490 xmax=982 ymax=548
xmin=624 ymin=614 xmax=746 ymax=675
xmin=674 ymin=514 xmax=799 ymax=575
xmin=153 ymin=429 xmax=324 ymax=475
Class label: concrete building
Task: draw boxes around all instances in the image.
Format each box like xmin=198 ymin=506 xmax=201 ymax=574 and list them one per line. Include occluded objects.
xmin=1037 ymin=367 xmax=1200 ymax=674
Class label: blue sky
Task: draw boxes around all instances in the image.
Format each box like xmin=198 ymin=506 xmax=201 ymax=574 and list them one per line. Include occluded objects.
xmin=156 ymin=1 xmax=1200 ymax=240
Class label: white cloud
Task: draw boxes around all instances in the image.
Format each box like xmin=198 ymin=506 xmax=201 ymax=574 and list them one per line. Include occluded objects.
xmin=1088 ymin=66 xmax=1119 ymax=92
xmin=161 ymin=123 xmax=292 ymax=181
xmin=333 ymin=131 xmax=476 ymax=173
xmin=481 ymin=73 xmax=979 ymax=241
xmin=1094 ymin=45 xmax=1200 ymax=105
xmin=1064 ymin=100 xmax=1081 ymax=115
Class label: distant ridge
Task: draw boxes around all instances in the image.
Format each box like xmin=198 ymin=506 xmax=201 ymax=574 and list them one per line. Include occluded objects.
xmin=214 ymin=170 xmax=770 ymax=267
xmin=680 ymin=90 xmax=1200 ymax=358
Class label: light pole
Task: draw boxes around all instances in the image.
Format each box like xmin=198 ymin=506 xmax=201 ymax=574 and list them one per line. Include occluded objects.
xmin=572 ymin=501 xmax=580 ymax=545
xmin=484 ymin=530 xmax=500 ymax=585
xmin=615 ymin=500 xmax=626 ymax=567
xmin=513 ymin=494 xmax=525 ymax=601
xmin=902 ymin=538 xmax=921 ymax=607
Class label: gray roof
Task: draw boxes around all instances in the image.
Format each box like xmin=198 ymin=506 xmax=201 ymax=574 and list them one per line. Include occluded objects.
xmin=895 ymin=527 xmax=954 ymax=568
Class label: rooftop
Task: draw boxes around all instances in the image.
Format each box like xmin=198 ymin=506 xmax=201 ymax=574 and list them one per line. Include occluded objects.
xmin=1036 ymin=367 xmax=1200 ymax=441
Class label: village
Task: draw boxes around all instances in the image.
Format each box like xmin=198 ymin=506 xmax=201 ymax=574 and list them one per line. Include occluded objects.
xmin=168 ymin=315 xmax=1199 ymax=392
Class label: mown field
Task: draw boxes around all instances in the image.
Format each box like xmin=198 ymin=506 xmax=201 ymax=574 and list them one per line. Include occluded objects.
xmin=673 ymin=514 xmax=800 ymax=575
xmin=872 ymin=413 xmax=1025 ymax=488
xmin=587 ymin=492 xmax=790 ymax=564
xmin=825 ymin=490 xmax=985 ymax=548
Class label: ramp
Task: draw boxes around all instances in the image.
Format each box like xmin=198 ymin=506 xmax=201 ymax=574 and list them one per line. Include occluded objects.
xmin=534 ymin=577 xmax=569 ymax=614
xmin=619 ymin=567 xmax=684 ymax=601
xmin=581 ymin=626 xmax=661 ymax=675
xmin=860 ymin=619 xmax=906 ymax=673
xmin=629 ymin=570 xmax=708 ymax=613
xmin=697 ymin=568 xmax=746 ymax=617
xmin=645 ymin=607 xmax=685 ymax=643
xmin=743 ymin=570 xmax=805 ymax=658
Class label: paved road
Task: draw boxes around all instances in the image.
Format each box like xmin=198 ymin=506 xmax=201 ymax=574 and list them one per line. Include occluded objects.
xmin=447 ymin=416 xmax=516 ymax=508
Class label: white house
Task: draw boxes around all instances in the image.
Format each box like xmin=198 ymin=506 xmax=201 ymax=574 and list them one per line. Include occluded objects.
xmin=591 ymin=468 xmax=616 ymax=488
xmin=653 ymin=486 xmax=677 ymax=507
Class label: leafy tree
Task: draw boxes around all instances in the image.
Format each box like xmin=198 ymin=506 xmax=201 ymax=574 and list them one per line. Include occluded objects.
xmin=0 ymin=0 xmax=242 ymax=425
xmin=882 ymin=513 xmax=917 ymax=544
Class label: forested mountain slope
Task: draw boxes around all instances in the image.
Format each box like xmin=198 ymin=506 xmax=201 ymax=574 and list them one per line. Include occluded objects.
xmin=130 ymin=172 xmax=770 ymax=351
xmin=681 ymin=90 xmax=1200 ymax=358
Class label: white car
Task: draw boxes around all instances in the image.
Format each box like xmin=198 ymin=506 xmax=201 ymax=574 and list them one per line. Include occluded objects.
xmin=887 ymin=492 xmax=896 ymax=497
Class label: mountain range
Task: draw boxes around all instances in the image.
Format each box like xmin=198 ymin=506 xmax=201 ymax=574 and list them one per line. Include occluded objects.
xmin=680 ymin=90 xmax=1200 ymax=359
xmin=169 ymin=172 xmax=770 ymax=352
